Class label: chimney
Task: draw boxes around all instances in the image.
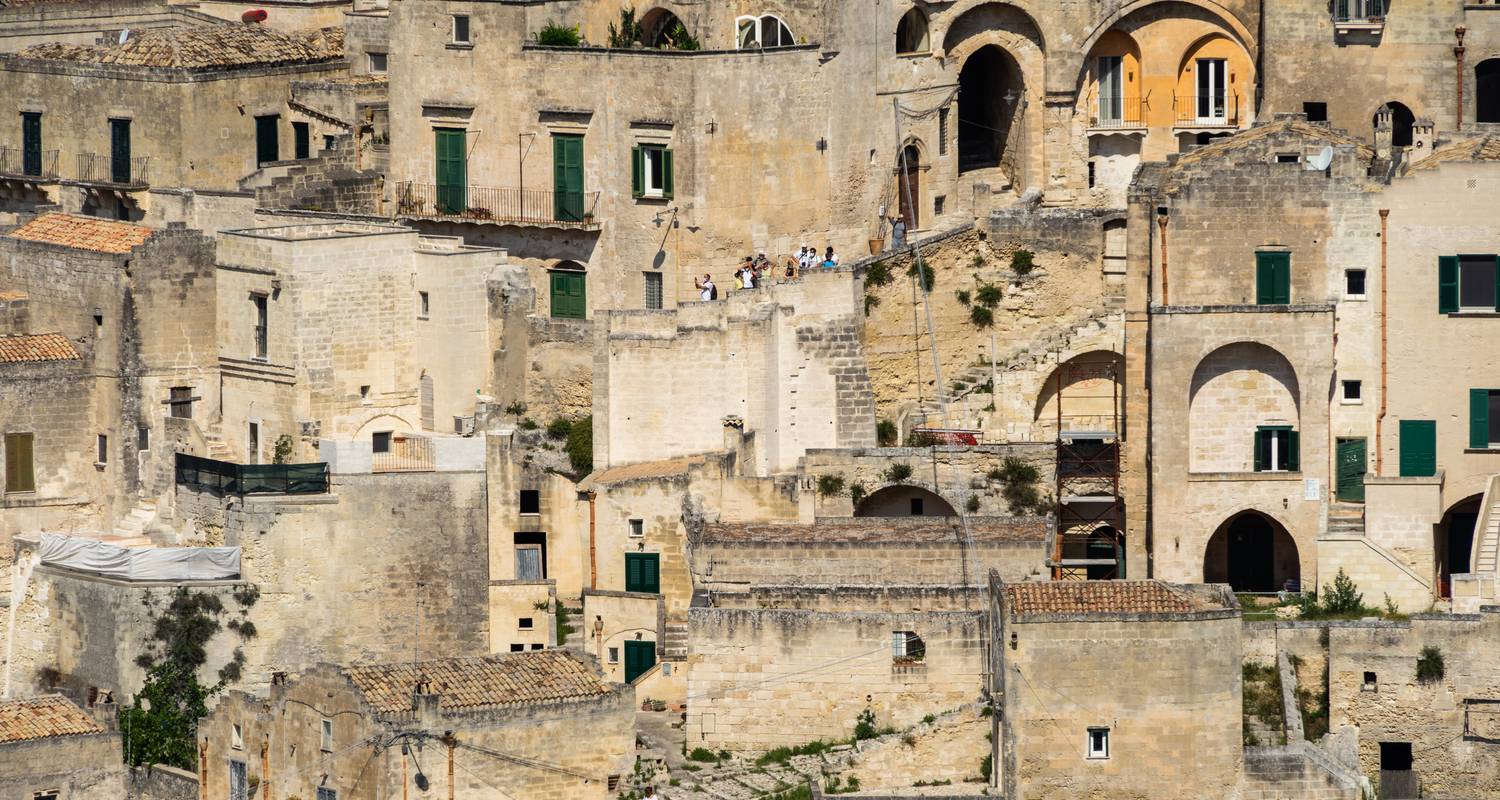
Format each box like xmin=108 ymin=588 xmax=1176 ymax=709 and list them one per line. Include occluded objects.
xmin=90 ymin=691 xmax=120 ymax=733
xmin=412 ymin=681 xmax=441 ymax=730
xmin=1411 ymin=117 xmax=1436 ymax=157
xmin=270 ymin=671 xmax=288 ymax=705
xmin=1373 ymin=106 xmax=1393 ymax=160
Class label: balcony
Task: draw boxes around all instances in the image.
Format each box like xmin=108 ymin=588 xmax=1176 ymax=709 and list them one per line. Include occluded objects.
xmin=393 ymin=181 xmax=601 ymax=230
xmin=0 ymin=147 xmax=60 ymax=181
xmin=73 ymin=153 xmax=151 ymax=189
xmin=175 ymin=453 xmax=330 ymax=496
xmin=372 ymin=432 xmax=435 ymax=473
xmin=1333 ymin=0 xmax=1385 ymax=34
xmin=1173 ymin=93 xmax=1242 ymax=130
xmin=1088 ymin=96 xmax=1147 ymax=134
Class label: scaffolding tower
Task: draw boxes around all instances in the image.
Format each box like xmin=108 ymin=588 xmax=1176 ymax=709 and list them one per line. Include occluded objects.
xmin=1051 ymin=359 xmax=1125 ymax=580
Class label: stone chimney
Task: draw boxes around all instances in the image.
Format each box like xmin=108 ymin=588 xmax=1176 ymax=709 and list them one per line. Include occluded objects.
xmin=1373 ymin=106 xmax=1393 ymax=160
xmin=1411 ymin=117 xmax=1436 ymax=157
xmin=412 ymin=680 xmax=442 ymax=730
xmin=89 ymin=691 xmax=119 ymax=733
xmin=270 ymin=671 xmax=289 ymax=705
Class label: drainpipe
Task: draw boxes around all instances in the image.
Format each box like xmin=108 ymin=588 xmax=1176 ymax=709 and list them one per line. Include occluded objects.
xmin=1376 ymin=209 xmax=1390 ymax=475
xmin=587 ymin=490 xmax=598 ymax=589
xmin=198 ymin=739 xmax=208 ymax=800
xmin=261 ymin=738 xmax=270 ymax=800
xmin=1456 ymin=27 xmax=1468 ymax=131
xmin=447 ymin=737 xmax=456 ymax=800
xmin=1156 ymin=209 xmax=1170 ymax=306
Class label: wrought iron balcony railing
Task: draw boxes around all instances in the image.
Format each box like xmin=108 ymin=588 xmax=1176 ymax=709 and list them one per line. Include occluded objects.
xmin=0 ymin=147 xmax=59 ymax=180
xmin=394 ymin=181 xmax=601 ymax=229
xmin=1090 ymin=96 xmax=1147 ymax=129
xmin=1173 ymin=93 xmax=1241 ymax=127
xmin=74 ymin=153 xmax=151 ymax=188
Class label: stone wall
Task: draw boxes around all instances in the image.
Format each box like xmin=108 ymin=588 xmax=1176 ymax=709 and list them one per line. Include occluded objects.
xmin=127 ymin=765 xmax=198 ymax=800
xmin=0 ymin=729 xmax=125 ymax=799
xmin=800 ymin=444 xmax=1055 ymax=518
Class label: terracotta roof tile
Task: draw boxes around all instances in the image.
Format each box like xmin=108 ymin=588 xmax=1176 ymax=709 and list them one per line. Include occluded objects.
xmin=343 ymin=650 xmax=612 ymax=715
xmin=1006 ymin=580 xmax=1224 ymax=616
xmin=1407 ymin=135 xmax=1500 ymax=171
xmin=19 ymin=23 xmax=344 ymax=70
xmin=589 ymin=455 xmax=706 ymax=485
xmin=703 ymin=516 xmax=1048 ymax=544
xmin=0 ymin=695 xmax=104 ymax=744
xmin=0 ymin=332 xmax=81 ymax=363
xmin=8 ymin=213 xmax=153 ymax=254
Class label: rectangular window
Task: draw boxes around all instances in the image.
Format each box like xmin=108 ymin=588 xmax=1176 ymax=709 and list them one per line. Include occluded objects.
xmin=938 ymin=107 xmax=949 ymax=155
xmin=1345 ymin=268 xmax=1367 ymax=297
xmin=631 ymin=145 xmax=674 ymax=199
xmin=109 ymin=118 xmax=131 ymax=184
xmin=96 ymin=434 xmax=108 ymax=465
xmin=418 ymin=291 xmax=430 ymax=319
xmin=1254 ymin=426 xmax=1299 ymax=472
xmin=21 ymin=112 xmax=42 ymax=177
xmin=368 ymin=52 xmax=388 ymax=73
xmin=371 ymin=431 xmax=392 ymax=454
xmin=510 ymin=643 xmax=525 ymax=652
xmin=1458 ymin=255 xmax=1498 ymax=310
xmin=910 ymin=497 xmax=924 ymax=515
xmin=1098 ymin=56 xmax=1123 ymax=123
xmin=934 ymin=195 xmax=946 ymax=215
xmin=1398 ymin=419 xmax=1436 ymax=477
xmin=252 ymin=293 xmax=268 ymax=360
xmin=255 ymin=115 xmax=280 ymax=166
xmin=644 ymin=272 xmax=663 ymax=310
xmin=1363 ymin=671 xmax=1378 ymax=691
xmin=320 ymin=718 xmax=333 ymax=752
xmin=229 ymin=760 xmax=248 ymax=800
xmin=629 ymin=518 xmax=644 ymax=537
xmin=625 ymin=552 xmax=660 ymax=593
xmin=519 ymin=617 xmax=533 ymax=630
xmin=1195 ymin=58 xmax=1227 ymax=122
xmin=293 ymin=121 xmax=310 ymax=160
xmin=519 ymin=489 xmax=540 ymax=514
xmin=452 ymin=15 xmax=471 ymax=43
xmin=316 ymin=789 xmax=337 ymax=800
xmin=1256 ymin=251 xmax=1291 ymax=305
xmin=137 ymin=425 xmax=150 ymax=451
xmin=5 ymin=432 xmax=35 ymax=493
xmin=232 ymin=723 xmax=244 ymax=750
xmin=530 ymin=643 xmax=543 ymax=650
xmin=1087 ymin=727 xmax=1110 ymax=759
xmin=33 ymin=792 xmax=58 ymax=800
xmin=1342 ymin=380 xmax=1362 ymax=404
xmin=1469 ymin=389 xmax=1500 ymax=448
xmin=169 ymin=387 xmax=194 ymax=420
xmin=891 ymin=630 xmax=925 ymax=661
xmin=1276 ymin=152 xmax=1301 ymax=164
xmin=608 ymin=646 xmax=619 ymax=663
xmin=1304 ymin=102 xmax=1328 ymax=122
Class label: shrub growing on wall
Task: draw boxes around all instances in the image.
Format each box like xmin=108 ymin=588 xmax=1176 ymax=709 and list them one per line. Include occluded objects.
xmin=565 ymin=416 xmax=593 ymax=475
xmin=1416 ymin=646 xmax=1445 ymax=684
xmin=536 ymin=21 xmax=581 ymax=46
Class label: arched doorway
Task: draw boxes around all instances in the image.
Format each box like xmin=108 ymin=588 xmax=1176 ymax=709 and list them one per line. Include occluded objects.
xmin=641 ymin=8 xmax=689 ymax=49
xmin=1375 ymin=102 xmax=1415 ymax=147
xmin=1436 ymin=495 xmax=1481 ymax=598
xmin=957 ymin=44 xmax=1023 ymax=173
xmin=1477 ymin=59 xmax=1500 ymax=122
xmin=896 ymin=143 xmax=922 ymax=230
xmin=1204 ymin=511 xmax=1301 ymax=593
xmin=1033 ymin=350 xmax=1124 ymax=440
xmin=896 ymin=7 xmax=930 ymax=54
xmin=855 ymin=485 xmax=957 ymax=517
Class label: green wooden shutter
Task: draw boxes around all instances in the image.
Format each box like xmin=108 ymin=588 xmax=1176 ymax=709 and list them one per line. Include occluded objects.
xmin=1253 ymin=429 xmax=1265 ymax=472
xmin=21 ymin=113 xmax=41 ymax=176
xmin=1438 ymin=256 xmax=1459 ymax=313
xmin=552 ymin=134 xmax=584 ymax=221
xmin=1472 ymin=389 xmax=1491 ymax=449
xmin=1287 ymin=429 xmax=1300 ymax=472
xmin=1256 ymin=252 xmax=1290 ymax=304
xmin=631 ymin=146 xmax=643 ymax=198
xmin=434 ymin=128 xmax=467 ymax=214
xmin=1494 ymin=256 xmax=1500 ymax=312
xmin=110 ymin=119 xmax=131 ymax=184
xmin=625 ymin=553 xmax=641 ymax=590
xmin=1398 ymin=420 xmax=1437 ymax=477
xmin=625 ymin=553 xmax=660 ymax=593
xmin=5 ymin=433 xmax=34 ymax=493
xmin=662 ymin=149 xmax=674 ymax=199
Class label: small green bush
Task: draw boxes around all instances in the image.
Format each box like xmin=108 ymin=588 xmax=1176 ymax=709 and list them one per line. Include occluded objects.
xmin=999 ymin=456 xmax=1039 ymax=485
xmin=969 ymin=306 xmax=994 ymax=328
xmin=606 ymin=6 xmax=643 ymax=47
xmin=864 ymin=293 xmax=880 ymax=315
xmin=1321 ymin=568 xmax=1365 ymax=615
xmin=980 ymin=753 xmax=993 ymax=782
xmin=565 ymin=415 xmax=593 ymax=475
xmin=876 ymin=419 xmax=898 ymax=447
xmin=687 ymin=747 xmax=720 ymax=763
xmin=663 ymin=21 xmax=700 ymax=50
xmin=545 ymin=418 xmax=572 ymax=440
xmin=883 ymin=463 xmax=913 ymax=483
xmin=1416 ymin=645 xmax=1445 ymax=683
xmin=965 ymin=495 xmax=981 ymax=513
xmin=535 ymin=21 xmax=580 ymax=46
xmin=974 ymin=282 xmax=1003 ymax=308
xmin=848 ymin=482 xmax=867 ymax=506
xmin=854 ymin=707 xmax=878 ymax=741
xmin=955 ymin=289 xmax=972 ymax=306
xmin=865 ymin=260 xmax=894 ymax=287
xmin=817 ymin=474 xmax=846 ymax=497
xmin=908 ymin=258 xmax=935 ymax=291
xmin=1010 ymin=249 xmax=1035 ymax=275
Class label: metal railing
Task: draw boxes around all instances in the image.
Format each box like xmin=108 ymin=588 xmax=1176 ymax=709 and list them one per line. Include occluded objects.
xmin=393 ymin=181 xmax=601 ymax=228
xmin=0 ymin=147 xmax=59 ymax=180
xmin=1333 ymin=0 xmax=1385 ymax=22
xmin=1174 ymin=93 xmax=1241 ymax=127
xmin=372 ymin=433 xmax=435 ymax=472
xmin=1090 ymin=96 xmax=1147 ymax=129
xmin=175 ymin=453 xmax=329 ymax=496
xmin=74 ymin=153 xmax=151 ymax=187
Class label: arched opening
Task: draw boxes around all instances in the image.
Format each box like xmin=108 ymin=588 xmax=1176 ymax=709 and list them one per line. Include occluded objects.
xmin=549 ymin=259 xmax=587 ymax=320
xmin=1204 ymin=511 xmax=1301 ymax=593
xmin=1102 ymin=219 xmax=1127 ymax=275
xmin=1477 ymin=59 xmax=1500 ymax=123
xmin=1189 ymin=343 xmax=1300 ymax=473
xmin=1375 ymin=101 xmax=1415 ymax=147
xmin=1034 ymin=350 xmax=1124 ymax=440
xmin=1174 ymin=34 xmax=1250 ymax=127
xmin=896 ymin=7 xmax=930 ymax=54
xmin=1436 ymin=495 xmax=1482 ymax=597
xmin=641 ymin=8 xmax=690 ymax=49
xmin=957 ymin=44 xmax=1024 ymax=173
xmin=736 ymin=14 xmax=794 ymax=49
xmin=896 ymin=142 xmax=922 ymax=230
xmin=855 ymin=485 xmax=957 ymax=517
xmin=1084 ymin=30 xmax=1143 ymax=128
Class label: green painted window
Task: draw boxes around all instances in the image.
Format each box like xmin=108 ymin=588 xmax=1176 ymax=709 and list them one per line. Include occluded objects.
xmin=625 ymin=552 xmax=660 ymax=594
xmin=434 ymin=128 xmax=467 ymax=214
xmin=1441 ymin=255 xmax=1500 ymax=313
xmin=21 ymin=113 xmax=41 ymax=176
xmin=255 ymin=115 xmax=280 ymax=166
xmin=552 ymin=134 xmax=584 ymax=221
xmin=1253 ymin=425 xmax=1298 ymax=472
xmin=109 ymin=118 xmax=131 ymax=184
xmin=1398 ymin=420 xmax=1436 ymax=477
xmin=1471 ymin=389 xmax=1500 ymax=449
xmin=5 ymin=432 xmax=35 ymax=493
xmin=623 ymin=639 xmax=656 ymax=683
xmin=549 ymin=269 xmax=586 ymax=319
xmin=1335 ymin=438 xmax=1367 ymax=503
xmin=631 ymin=145 xmax=674 ymax=199
xmin=1255 ymin=251 xmax=1291 ymax=305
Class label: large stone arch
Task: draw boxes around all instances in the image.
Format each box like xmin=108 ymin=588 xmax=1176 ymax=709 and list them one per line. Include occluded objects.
xmin=855 ymin=484 xmax=959 ymax=517
xmin=1188 ymin=342 xmax=1299 ymax=473
xmin=1033 ymin=350 xmax=1124 ymax=439
xmin=1203 ymin=509 xmax=1301 ymax=592
xmin=1076 ymin=0 xmax=1255 ymax=71
xmin=935 ymin=0 xmax=1047 ymax=57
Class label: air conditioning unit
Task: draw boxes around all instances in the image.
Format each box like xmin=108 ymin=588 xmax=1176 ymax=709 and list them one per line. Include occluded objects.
xmin=454 ymin=416 xmax=476 ymax=436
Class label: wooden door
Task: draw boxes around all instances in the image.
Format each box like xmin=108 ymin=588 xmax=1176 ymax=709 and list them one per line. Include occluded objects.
xmin=109 ymin=119 xmax=131 ymax=184
xmin=255 ymin=116 xmax=280 ymax=166
xmin=897 ymin=145 xmax=920 ymax=230
xmin=434 ymin=128 xmax=467 ymax=214
xmin=552 ymin=134 xmax=584 ymax=221
xmin=21 ymin=113 xmax=41 ymax=176
xmin=1336 ymin=438 xmax=1367 ymax=502
xmin=1398 ymin=420 xmax=1436 ymax=477
xmin=623 ymin=640 xmax=656 ymax=683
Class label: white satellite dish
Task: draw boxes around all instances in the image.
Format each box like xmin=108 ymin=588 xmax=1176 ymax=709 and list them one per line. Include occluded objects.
xmin=1306 ymin=145 xmax=1334 ymax=171
xmin=118 ymin=28 xmax=130 ymax=44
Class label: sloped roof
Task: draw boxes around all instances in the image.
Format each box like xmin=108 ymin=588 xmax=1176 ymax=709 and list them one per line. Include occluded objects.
xmin=1005 ymin=580 xmax=1223 ymax=616
xmin=703 ymin=516 xmax=1049 ymax=544
xmin=8 ymin=213 xmax=153 ymax=254
xmin=0 ymin=333 xmax=81 ymax=363
xmin=1169 ymin=118 xmax=1373 ymax=170
xmin=0 ymin=695 xmax=104 ymax=744
xmin=589 ymin=455 xmax=706 ymax=485
xmin=343 ymin=650 xmax=612 ymax=715
xmin=19 ymin=23 xmax=343 ymax=70
xmin=1406 ymin=135 xmax=1500 ymax=171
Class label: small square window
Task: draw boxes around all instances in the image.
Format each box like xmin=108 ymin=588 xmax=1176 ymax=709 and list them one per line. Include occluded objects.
xmin=934 ymin=195 xmax=946 ymax=216
xmin=137 ymin=426 xmax=150 ymax=451
xmin=371 ymin=431 xmax=392 ymax=454
xmin=360 ymin=385 xmax=371 ymax=402
xmin=530 ymin=643 xmax=544 ymax=650
xmin=368 ymin=52 xmax=388 ymax=73
xmin=96 ymin=433 xmax=108 ymax=465
xmin=1342 ymin=380 xmax=1363 ymax=404
xmin=1363 ymin=671 xmax=1378 ymax=691
xmin=1276 ymin=152 xmax=1300 ymax=164
xmin=510 ymin=643 xmax=525 ymax=652
xmin=231 ymin=723 xmax=244 ymax=750
xmin=520 ymin=489 xmax=541 ymax=514
xmin=320 ymin=718 xmax=333 ymax=752
xmin=1304 ymin=102 xmax=1328 ymax=122
xmin=418 ymin=291 xmax=429 ymax=318
xmin=1345 ymin=269 xmax=1367 ymax=297
xmin=518 ymin=617 xmax=533 ymax=630
xmin=1087 ymin=727 xmax=1110 ymax=759
xmin=608 ymin=646 xmax=619 ymax=663
xmin=452 ymin=15 xmax=471 ymax=44
xmin=910 ymin=497 xmax=924 ymax=515
xmin=629 ymin=518 xmax=644 ymax=537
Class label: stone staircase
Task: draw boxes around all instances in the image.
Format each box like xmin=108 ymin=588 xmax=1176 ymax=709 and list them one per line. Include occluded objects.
xmin=1326 ymin=503 xmax=1366 ymax=538
xmin=203 ymin=429 xmax=236 ymax=462
xmin=1473 ymin=474 xmax=1500 ymax=574
xmin=663 ymin=618 xmax=688 ymax=662
xmin=98 ymin=501 xmax=158 ymax=548
xmin=1242 ymin=745 xmax=1362 ymax=800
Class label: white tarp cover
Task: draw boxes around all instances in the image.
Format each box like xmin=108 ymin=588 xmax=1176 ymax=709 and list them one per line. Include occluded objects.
xmin=39 ymin=534 xmax=240 ymax=581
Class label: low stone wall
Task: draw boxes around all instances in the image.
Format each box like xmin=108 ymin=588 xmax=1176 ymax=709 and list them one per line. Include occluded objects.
xmin=128 ymin=764 xmax=198 ymax=800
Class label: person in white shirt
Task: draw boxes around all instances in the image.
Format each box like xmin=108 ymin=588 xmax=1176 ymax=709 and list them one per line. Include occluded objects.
xmin=695 ymin=273 xmax=716 ymax=301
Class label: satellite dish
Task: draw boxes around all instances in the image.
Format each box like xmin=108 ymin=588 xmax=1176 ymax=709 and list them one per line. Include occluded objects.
xmin=118 ymin=28 xmax=130 ymax=44
xmin=1306 ymin=145 xmax=1334 ymax=171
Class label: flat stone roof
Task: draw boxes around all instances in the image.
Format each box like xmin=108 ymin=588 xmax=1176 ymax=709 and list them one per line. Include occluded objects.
xmin=702 ymin=516 xmax=1049 ymax=544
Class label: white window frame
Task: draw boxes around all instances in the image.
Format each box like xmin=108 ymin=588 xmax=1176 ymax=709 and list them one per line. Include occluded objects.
xmin=231 ymin=723 xmax=244 ymax=750
xmin=736 ymin=14 xmax=794 ymax=49
xmin=451 ymin=14 xmax=471 ymax=44
xmin=1087 ymin=727 xmax=1110 ymax=759
xmin=1264 ymin=429 xmax=1291 ymax=472
xmin=629 ymin=518 xmax=644 ymax=538
xmin=641 ymin=145 xmax=667 ymax=198
xmin=1341 ymin=380 xmax=1363 ymax=405
xmin=1344 ymin=268 xmax=1367 ymax=299
xmin=1195 ymin=58 xmax=1227 ymax=123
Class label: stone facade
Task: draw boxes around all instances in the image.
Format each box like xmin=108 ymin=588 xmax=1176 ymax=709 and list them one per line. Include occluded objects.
xmin=0 ymin=696 xmax=125 ymax=800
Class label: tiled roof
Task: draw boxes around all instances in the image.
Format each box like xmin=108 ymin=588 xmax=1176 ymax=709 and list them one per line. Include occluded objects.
xmin=703 ymin=516 xmax=1049 ymax=544
xmin=19 ymin=23 xmax=344 ymax=70
xmin=1005 ymin=580 xmax=1222 ymax=616
xmin=0 ymin=695 xmax=104 ymax=744
xmin=0 ymin=333 xmax=81 ymax=363
xmin=589 ymin=455 xmax=706 ymax=485
xmin=1170 ymin=118 xmax=1373 ymax=170
xmin=1407 ymin=136 xmax=1500 ymax=171
xmin=8 ymin=213 xmax=153 ymax=254
xmin=343 ymin=650 xmax=612 ymax=715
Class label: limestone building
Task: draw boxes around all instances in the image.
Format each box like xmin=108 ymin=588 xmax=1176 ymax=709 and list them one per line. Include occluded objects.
xmin=0 ymin=693 xmax=125 ymax=799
